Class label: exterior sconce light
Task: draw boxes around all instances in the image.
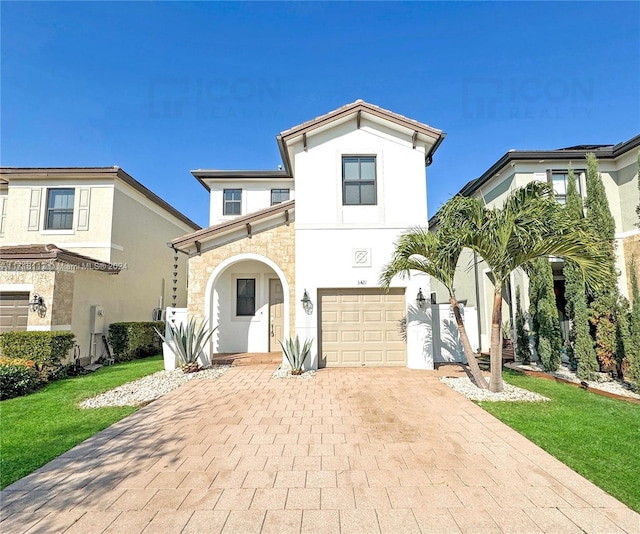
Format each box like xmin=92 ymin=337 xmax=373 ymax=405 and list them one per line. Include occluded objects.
xmin=29 ymin=293 xmax=46 ymax=317
xmin=416 ymin=288 xmax=427 ymax=310
xmin=301 ymin=289 xmax=313 ymax=315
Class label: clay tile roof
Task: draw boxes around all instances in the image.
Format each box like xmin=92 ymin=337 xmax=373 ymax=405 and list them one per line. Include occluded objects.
xmin=172 ymin=200 xmax=294 ymax=251
xmin=0 ymin=244 xmax=122 ymax=273
xmin=280 ymin=99 xmax=444 ymax=141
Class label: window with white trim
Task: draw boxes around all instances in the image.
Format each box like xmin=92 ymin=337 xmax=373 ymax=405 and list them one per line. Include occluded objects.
xmin=342 ymin=156 xmax=376 ymax=206
xmin=236 ymin=278 xmax=255 ymax=316
xmin=223 ymin=189 xmax=242 ymax=215
xmin=270 ymin=189 xmax=290 ymax=205
xmin=45 ymin=188 xmax=75 ymax=230
xmin=548 ymin=170 xmax=584 ymax=205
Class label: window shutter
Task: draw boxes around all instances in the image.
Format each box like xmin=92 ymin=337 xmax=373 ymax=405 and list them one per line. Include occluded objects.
xmin=77 ymin=188 xmax=91 ymax=231
xmin=27 ymin=188 xmax=41 ymax=231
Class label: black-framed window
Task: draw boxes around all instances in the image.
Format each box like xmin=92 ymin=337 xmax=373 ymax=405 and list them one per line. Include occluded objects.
xmin=548 ymin=170 xmax=584 ymax=205
xmin=45 ymin=188 xmax=75 ymax=230
xmin=270 ymin=188 xmax=290 ymax=206
xmin=342 ymin=156 xmax=376 ymax=205
xmin=223 ymin=189 xmax=241 ymax=215
xmin=236 ymin=278 xmax=255 ymax=316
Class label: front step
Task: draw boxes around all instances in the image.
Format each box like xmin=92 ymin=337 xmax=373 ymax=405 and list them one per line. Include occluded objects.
xmin=211 ymin=352 xmax=282 ymax=366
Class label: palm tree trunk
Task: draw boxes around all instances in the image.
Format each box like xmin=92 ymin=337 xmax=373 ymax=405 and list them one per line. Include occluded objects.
xmin=490 ymin=287 xmax=504 ymax=393
xmin=450 ymin=297 xmax=489 ymax=389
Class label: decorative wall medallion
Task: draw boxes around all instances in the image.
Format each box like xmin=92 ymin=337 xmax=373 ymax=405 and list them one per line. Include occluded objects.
xmin=352 ymin=248 xmax=371 ymax=268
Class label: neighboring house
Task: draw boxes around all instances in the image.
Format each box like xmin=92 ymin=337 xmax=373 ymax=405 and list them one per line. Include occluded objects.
xmin=429 ymin=135 xmax=640 ymax=354
xmin=171 ymin=100 xmax=470 ymax=370
xmin=0 ymin=167 xmax=200 ymax=363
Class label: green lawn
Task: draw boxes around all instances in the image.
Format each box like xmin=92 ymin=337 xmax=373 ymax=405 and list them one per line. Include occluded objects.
xmin=0 ymin=355 xmax=164 ymax=489
xmin=478 ymin=369 xmax=640 ymax=513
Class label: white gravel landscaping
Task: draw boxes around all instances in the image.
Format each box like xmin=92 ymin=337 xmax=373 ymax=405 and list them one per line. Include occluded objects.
xmin=80 ymin=365 xmax=231 ymax=408
xmin=272 ymin=365 xmax=316 ymax=379
xmin=440 ymin=376 xmax=550 ymax=402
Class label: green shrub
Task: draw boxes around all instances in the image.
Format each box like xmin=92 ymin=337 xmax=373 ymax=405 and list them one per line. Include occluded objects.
xmin=0 ymin=363 xmax=45 ymax=400
xmin=0 ymin=331 xmax=75 ymax=377
xmin=108 ymin=322 xmax=163 ymax=362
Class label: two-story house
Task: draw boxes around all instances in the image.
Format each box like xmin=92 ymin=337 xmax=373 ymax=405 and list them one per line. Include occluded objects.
xmin=171 ymin=100 xmax=462 ymax=370
xmin=0 ymin=167 xmax=200 ymax=363
xmin=429 ymin=135 xmax=640 ymax=354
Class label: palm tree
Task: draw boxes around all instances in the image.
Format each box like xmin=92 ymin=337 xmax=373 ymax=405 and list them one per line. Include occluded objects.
xmin=441 ymin=182 xmax=608 ymax=392
xmin=380 ymin=226 xmax=489 ymax=389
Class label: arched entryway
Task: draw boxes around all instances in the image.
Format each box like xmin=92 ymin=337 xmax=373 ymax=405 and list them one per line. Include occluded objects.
xmin=204 ymin=253 xmax=290 ymax=356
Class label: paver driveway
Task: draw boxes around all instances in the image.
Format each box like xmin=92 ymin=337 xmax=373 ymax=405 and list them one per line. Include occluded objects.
xmin=2 ymin=365 xmax=639 ymax=533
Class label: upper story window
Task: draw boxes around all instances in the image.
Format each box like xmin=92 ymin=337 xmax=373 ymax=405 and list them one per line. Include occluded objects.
xmin=270 ymin=189 xmax=290 ymax=206
xmin=342 ymin=156 xmax=376 ymax=206
xmin=223 ymin=189 xmax=241 ymax=215
xmin=236 ymin=278 xmax=255 ymax=316
xmin=45 ymin=188 xmax=75 ymax=230
xmin=548 ymin=170 xmax=584 ymax=205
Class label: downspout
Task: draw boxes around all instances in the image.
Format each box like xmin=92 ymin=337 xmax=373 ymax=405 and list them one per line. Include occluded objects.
xmin=473 ymin=251 xmax=482 ymax=352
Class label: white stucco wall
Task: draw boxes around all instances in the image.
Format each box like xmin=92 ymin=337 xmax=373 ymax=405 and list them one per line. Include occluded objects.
xmin=208 ymin=179 xmax=294 ymax=225
xmin=211 ymin=259 xmax=279 ymax=353
xmin=292 ymin=118 xmax=436 ymax=369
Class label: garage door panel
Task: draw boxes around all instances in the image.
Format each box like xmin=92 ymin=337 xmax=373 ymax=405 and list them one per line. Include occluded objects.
xmin=341 ymin=330 xmax=361 ymax=343
xmin=0 ymin=292 xmax=29 ymax=333
xmin=386 ymin=350 xmax=406 ymax=364
xmin=363 ymin=350 xmax=384 ymax=363
xmin=363 ymin=311 xmax=382 ymax=322
xmin=340 ymin=311 xmax=360 ymax=323
xmin=363 ymin=330 xmax=383 ymax=342
xmin=322 ymin=331 xmax=338 ymax=343
xmin=319 ymin=289 xmax=406 ymax=368
xmin=385 ymin=310 xmax=405 ymax=322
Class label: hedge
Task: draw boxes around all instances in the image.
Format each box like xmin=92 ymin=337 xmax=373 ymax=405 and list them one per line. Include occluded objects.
xmin=0 ymin=331 xmax=75 ymax=374
xmin=0 ymin=359 xmax=45 ymax=400
xmin=107 ymin=322 xmax=163 ymax=361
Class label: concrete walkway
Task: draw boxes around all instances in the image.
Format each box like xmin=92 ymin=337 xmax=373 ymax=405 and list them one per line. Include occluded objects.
xmin=2 ymin=365 xmax=639 ymax=533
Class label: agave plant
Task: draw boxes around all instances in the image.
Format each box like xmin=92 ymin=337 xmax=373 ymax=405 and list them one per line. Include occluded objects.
xmin=279 ymin=336 xmax=313 ymax=375
xmin=155 ymin=319 xmax=217 ymax=373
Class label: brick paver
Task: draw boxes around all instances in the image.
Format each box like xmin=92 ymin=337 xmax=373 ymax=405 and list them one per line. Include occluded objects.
xmin=2 ymin=364 xmax=639 ymax=533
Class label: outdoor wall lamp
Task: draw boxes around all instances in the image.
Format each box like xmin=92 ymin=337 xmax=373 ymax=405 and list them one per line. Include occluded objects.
xmin=301 ymin=289 xmax=313 ymax=315
xmin=29 ymin=293 xmax=46 ymax=316
xmin=416 ymin=288 xmax=427 ymax=310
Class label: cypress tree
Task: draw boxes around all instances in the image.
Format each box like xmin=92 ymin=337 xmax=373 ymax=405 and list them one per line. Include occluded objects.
xmin=515 ymin=286 xmax=532 ymax=365
xmin=584 ymin=152 xmax=618 ymax=371
xmin=627 ymin=257 xmax=640 ymax=385
xmin=528 ymin=258 xmax=562 ymax=371
xmin=563 ymin=167 xmax=598 ymax=379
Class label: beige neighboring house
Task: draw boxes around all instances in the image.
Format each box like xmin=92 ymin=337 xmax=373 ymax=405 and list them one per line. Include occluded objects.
xmin=429 ymin=134 xmax=640 ymax=354
xmin=0 ymin=167 xmax=200 ymax=363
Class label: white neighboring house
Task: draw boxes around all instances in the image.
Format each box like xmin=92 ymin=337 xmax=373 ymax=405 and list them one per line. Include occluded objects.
xmin=172 ymin=100 xmax=478 ymax=370
xmin=0 ymin=167 xmax=200 ymax=363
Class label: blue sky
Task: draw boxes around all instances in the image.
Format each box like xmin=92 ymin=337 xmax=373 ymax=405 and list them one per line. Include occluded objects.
xmin=2 ymin=1 xmax=639 ymax=228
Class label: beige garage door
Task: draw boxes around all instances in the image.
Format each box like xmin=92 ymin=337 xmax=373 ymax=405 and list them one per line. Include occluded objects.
xmin=319 ymin=288 xmax=406 ymax=367
xmin=0 ymin=292 xmax=29 ymax=333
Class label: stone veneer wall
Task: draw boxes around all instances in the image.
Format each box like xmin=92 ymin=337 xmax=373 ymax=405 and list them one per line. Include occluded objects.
xmin=623 ymin=233 xmax=640 ymax=304
xmin=187 ymin=222 xmax=295 ymax=338
xmin=0 ymin=267 xmax=69 ymax=328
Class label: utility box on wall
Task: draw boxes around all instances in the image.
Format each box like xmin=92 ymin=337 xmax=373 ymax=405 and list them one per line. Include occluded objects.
xmin=90 ymin=305 xmax=105 ymax=334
